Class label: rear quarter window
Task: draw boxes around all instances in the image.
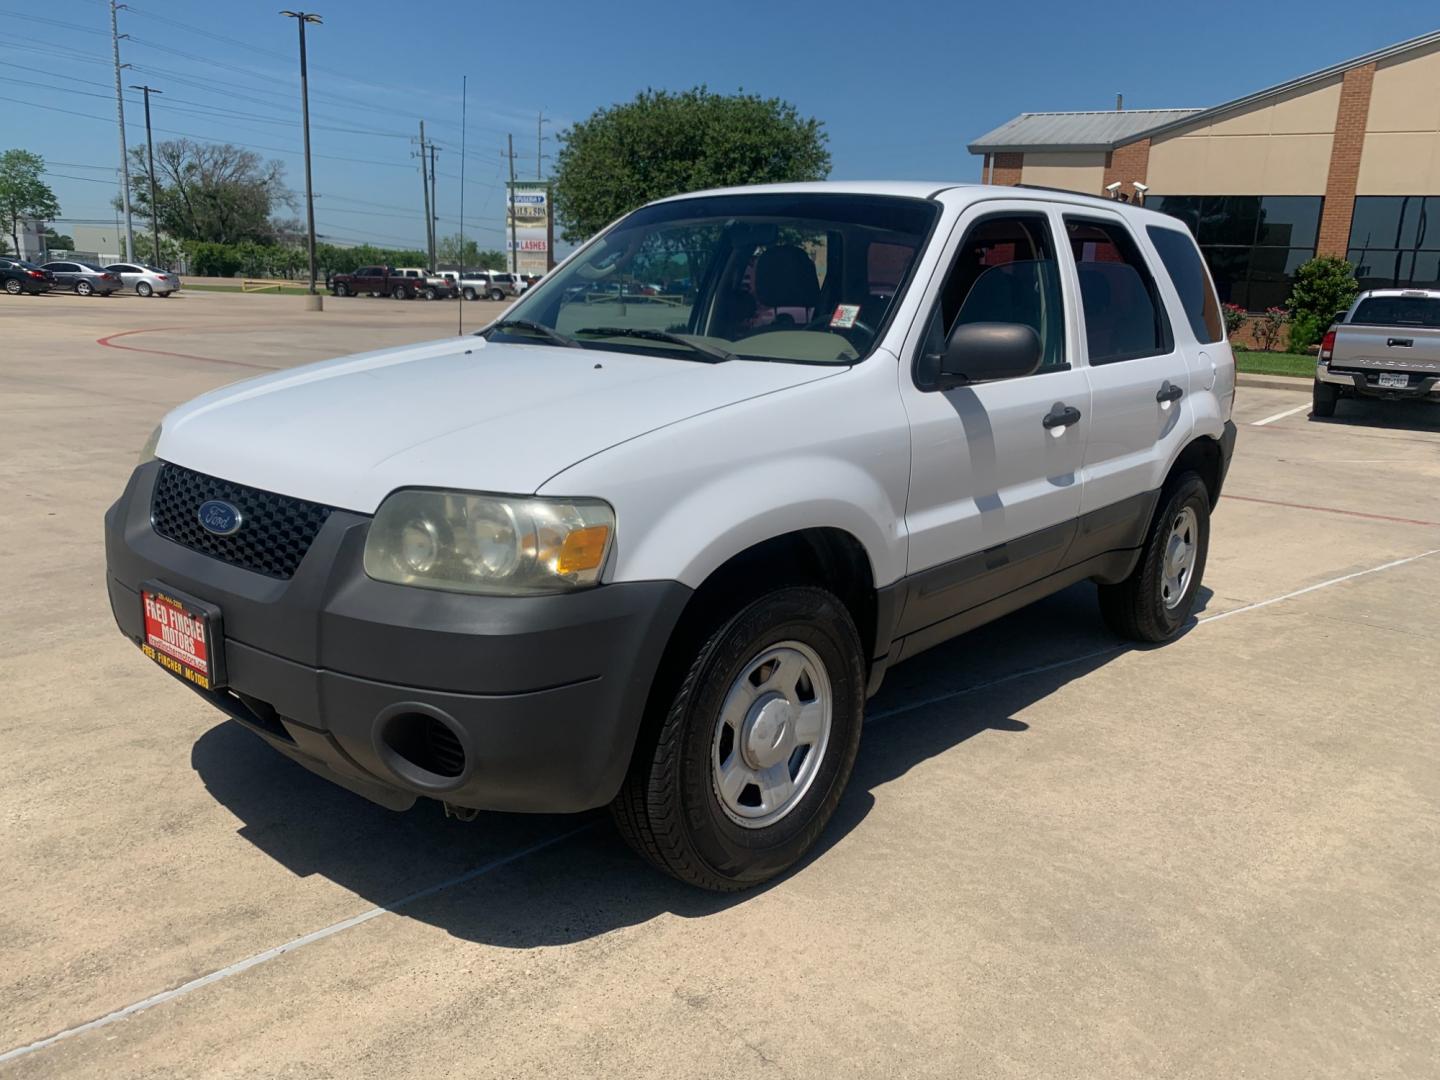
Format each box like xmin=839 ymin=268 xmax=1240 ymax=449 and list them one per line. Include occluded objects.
xmin=1147 ymin=225 xmax=1224 ymax=343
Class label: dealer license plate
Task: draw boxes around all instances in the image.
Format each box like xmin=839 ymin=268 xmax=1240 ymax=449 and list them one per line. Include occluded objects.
xmin=140 ymin=586 xmax=225 ymax=690
xmin=1377 ymin=372 xmax=1409 ymax=389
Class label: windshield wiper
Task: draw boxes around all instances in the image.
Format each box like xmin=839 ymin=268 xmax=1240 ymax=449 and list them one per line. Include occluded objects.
xmin=575 ymin=326 xmax=736 ymax=363
xmin=482 ymin=319 xmax=581 ymax=348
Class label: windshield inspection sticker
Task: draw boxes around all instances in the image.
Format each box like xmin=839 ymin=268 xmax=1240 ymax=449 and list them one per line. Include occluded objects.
xmin=830 ymin=303 xmax=861 ymax=329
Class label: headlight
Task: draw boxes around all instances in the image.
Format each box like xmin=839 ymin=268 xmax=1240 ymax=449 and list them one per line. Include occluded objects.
xmin=363 ymin=490 xmax=615 ymax=595
xmin=138 ymin=424 xmax=162 ymax=465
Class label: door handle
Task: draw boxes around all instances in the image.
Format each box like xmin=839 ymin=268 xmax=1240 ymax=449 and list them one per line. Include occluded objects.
xmin=1042 ymin=403 xmax=1082 ymax=430
xmin=1156 ymin=381 xmax=1185 ymax=404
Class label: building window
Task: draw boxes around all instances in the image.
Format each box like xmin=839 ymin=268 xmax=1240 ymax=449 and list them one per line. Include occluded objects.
xmin=1346 ymin=196 xmax=1440 ymax=290
xmin=1145 ymin=195 xmax=1322 ymax=312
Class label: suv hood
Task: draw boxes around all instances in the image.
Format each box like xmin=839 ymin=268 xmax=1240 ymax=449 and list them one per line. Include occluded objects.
xmin=155 ymin=336 xmax=841 ymax=511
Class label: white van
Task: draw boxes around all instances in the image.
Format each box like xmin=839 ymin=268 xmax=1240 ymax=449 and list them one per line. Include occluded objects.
xmin=106 ymin=181 xmax=1236 ymax=890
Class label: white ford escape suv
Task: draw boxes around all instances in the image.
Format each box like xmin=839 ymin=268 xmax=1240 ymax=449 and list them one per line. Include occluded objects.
xmin=106 ymin=182 xmax=1237 ymax=890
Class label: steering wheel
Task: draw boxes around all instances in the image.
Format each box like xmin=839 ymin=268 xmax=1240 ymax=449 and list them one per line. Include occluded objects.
xmin=803 ymin=309 xmax=874 ymax=346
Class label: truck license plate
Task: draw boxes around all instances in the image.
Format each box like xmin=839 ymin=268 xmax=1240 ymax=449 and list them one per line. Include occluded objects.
xmin=1377 ymin=373 xmax=1409 ymax=388
xmin=140 ymin=586 xmax=225 ymax=690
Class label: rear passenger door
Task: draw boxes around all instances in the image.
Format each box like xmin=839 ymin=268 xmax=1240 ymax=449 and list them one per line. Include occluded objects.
xmin=1061 ymin=212 xmax=1193 ymax=524
xmin=896 ymin=202 xmax=1091 ymax=637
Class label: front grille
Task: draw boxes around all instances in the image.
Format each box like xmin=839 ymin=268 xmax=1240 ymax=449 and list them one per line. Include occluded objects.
xmin=150 ymin=463 xmax=333 ymax=579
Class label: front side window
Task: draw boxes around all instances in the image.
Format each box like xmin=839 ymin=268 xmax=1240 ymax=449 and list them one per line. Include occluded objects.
xmin=499 ymin=193 xmax=937 ymax=365
xmin=1066 ymin=218 xmax=1173 ymax=364
xmin=918 ymin=213 xmax=1067 ymax=381
xmin=1147 ymin=226 xmax=1224 ymax=343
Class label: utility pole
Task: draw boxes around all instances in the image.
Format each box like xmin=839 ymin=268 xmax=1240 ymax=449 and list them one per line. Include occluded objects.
xmin=281 ymin=11 xmax=322 ymax=295
xmin=457 ymin=75 xmax=467 ymax=335
xmin=109 ymin=1 xmax=134 ymax=261
xmin=506 ymin=133 xmax=518 ymax=274
xmin=428 ymin=142 xmax=439 ymax=267
xmin=129 ymin=84 xmax=163 ymax=266
xmin=417 ymin=122 xmax=433 ymax=266
xmin=536 ymin=110 xmax=550 ymax=179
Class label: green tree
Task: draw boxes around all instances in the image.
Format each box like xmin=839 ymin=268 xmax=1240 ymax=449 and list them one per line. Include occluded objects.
xmin=43 ymin=228 xmax=75 ymax=251
xmin=1287 ymin=255 xmax=1359 ymax=351
xmin=0 ymin=149 xmax=61 ymax=256
xmin=436 ymin=234 xmax=508 ymax=270
xmin=552 ymin=88 xmax=830 ymax=242
xmin=123 ymin=139 xmax=293 ymax=245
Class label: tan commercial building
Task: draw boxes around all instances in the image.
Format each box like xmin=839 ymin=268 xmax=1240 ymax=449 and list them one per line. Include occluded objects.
xmin=969 ymin=30 xmax=1440 ymax=311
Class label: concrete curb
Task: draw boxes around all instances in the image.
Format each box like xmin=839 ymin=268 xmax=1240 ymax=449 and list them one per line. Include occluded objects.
xmin=1237 ymin=373 xmax=1310 ymax=393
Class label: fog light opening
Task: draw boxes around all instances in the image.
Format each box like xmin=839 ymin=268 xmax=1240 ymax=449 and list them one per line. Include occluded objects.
xmin=379 ymin=711 xmax=468 ymax=783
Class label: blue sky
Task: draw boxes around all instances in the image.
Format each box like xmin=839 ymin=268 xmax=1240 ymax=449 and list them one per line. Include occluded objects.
xmin=2 ymin=0 xmax=1433 ymax=252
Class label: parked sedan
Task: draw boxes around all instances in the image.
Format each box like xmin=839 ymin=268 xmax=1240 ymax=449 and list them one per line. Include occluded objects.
xmin=104 ymin=263 xmax=181 ymax=297
xmin=0 ymin=257 xmax=53 ymax=295
xmin=40 ymin=260 xmax=120 ymax=296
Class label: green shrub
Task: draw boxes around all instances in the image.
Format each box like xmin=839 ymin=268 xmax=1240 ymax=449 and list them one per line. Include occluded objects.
xmin=1221 ymin=302 xmax=1248 ymax=340
xmin=1287 ymin=256 xmax=1358 ymax=328
xmin=1253 ymin=306 xmax=1290 ymax=352
xmin=1288 ymin=312 xmax=1323 ymax=353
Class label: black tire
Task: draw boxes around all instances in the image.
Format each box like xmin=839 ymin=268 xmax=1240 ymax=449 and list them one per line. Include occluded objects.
xmin=612 ymin=586 xmax=865 ymax=891
xmin=334 ymin=282 xmax=349 ymax=297
xmin=489 ymin=288 xmax=504 ymax=301
xmin=1312 ymin=379 xmax=1339 ymax=418
xmin=391 ymin=285 xmax=407 ymax=300
xmin=1097 ymin=473 xmax=1210 ymax=643
xmin=462 ymin=287 xmax=476 ymax=301
xmin=75 ymin=280 xmax=93 ymax=296
xmin=423 ymin=286 xmax=437 ymax=300
xmin=136 ymin=281 xmax=153 ymax=297
xmin=4 ymin=279 xmax=20 ymax=295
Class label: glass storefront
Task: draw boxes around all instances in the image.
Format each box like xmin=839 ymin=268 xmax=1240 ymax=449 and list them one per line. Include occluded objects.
xmin=1145 ymin=194 xmax=1323 ymax=312
xmin=1346 ymin=196 xmax=1440 ymax=290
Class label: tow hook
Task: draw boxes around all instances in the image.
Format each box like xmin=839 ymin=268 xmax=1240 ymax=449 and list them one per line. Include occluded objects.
xmin=442 ymin=802 xmax=480 ymax=822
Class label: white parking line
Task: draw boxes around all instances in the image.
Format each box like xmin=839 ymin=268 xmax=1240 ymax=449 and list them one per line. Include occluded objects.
xmin=6 ymin=548 xmax=1439 ymax=1066
xmin=1252 ymin=402 xmax=1312 ymax=426
xmin=0 ymin=825 xmax=593 ymax=1066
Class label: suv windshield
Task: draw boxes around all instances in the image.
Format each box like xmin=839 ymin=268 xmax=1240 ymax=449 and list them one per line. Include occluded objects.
xmin=494 ymin=192 xmax=938 ymax=364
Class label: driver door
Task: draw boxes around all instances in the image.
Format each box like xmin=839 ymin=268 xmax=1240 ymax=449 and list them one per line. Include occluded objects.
xmin=894 ymin=200 xmax=1090 ymax=641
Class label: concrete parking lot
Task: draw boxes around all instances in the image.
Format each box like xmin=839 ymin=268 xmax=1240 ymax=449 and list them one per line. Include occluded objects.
xmin=2 ymin=289 xmax=1438 ymax=1078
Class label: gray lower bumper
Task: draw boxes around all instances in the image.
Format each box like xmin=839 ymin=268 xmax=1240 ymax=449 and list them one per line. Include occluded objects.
xmin=104 ymin=462 xmax=692 ymax=814
xmin=1316 ymin=364 xmax=1440 ymax=396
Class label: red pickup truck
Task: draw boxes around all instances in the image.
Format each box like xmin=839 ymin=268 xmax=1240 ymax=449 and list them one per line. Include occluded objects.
xmin=329 ymin=265 xmax=424 ymax=299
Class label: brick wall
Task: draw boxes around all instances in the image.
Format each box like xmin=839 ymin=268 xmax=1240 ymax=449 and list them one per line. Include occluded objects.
xmin=1102 ymin=138 xmax=1151 ymax=196
xmin=1317 ymin=63 xmax=1375 ymax=257
xmin=990 ymin=152 xmax=1023 ymax=185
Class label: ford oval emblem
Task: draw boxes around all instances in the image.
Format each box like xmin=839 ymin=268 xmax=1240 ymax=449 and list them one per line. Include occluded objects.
xmin=197 ymin=499 xmax=243 ymax=536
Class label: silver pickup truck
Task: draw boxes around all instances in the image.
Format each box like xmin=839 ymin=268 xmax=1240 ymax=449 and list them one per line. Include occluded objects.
xmin=1315 ymin=289 xmax=1440 ymax=417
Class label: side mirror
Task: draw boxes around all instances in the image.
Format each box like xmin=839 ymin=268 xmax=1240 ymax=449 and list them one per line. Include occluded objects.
xmin=935 ymin=322 xmax=1043 ymax=389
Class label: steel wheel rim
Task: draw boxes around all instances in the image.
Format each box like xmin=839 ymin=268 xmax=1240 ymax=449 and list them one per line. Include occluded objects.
xmin=1161 ymin=505 xmax=1198 ymax=610
xmin=711 ymin=640 xmax=832 ymax=829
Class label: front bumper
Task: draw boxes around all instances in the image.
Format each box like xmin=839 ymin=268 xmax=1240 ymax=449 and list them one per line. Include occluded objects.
xmin=1316 ymin=363 xmax=1440 ymax=398
xmin=104 ymin=462 xmax=691 ymax=813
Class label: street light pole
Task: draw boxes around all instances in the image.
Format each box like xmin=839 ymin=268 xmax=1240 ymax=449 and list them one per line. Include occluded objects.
xmin=129 ymin=84 xmax=163 ymax=266
xmin=109 ymin=0 xmax=135 ymax=262
xmin=281 ymin=10 xmax=322 ymax=295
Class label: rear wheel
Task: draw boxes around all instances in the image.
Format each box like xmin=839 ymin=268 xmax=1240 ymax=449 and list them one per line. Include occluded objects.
xmin=462 ymin=287 xmax=476 ymax=301
xmin=489 ymin=288 xmax=504 ymax=301
xmin=1312 ymin=379 xmax=1339 ymax=418
xmin=136 ymin=281 xmax=153 ymax=297
xmin=1098 ymin=473 xmax=1210 ymax=643
xmin=391 ymin=284 xmax=407 ymax=300
xmin=612 ymin=586 xmax=864 ymax=891
xmin=75 ymin=280 xmax=93 ymax=296
xmin=423 ymin=286 xmax=437 ymax=300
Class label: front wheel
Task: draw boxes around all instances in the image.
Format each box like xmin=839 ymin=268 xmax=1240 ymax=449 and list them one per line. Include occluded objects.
xmin=1312 ymin=379 xmax=1339 ymax=418
xmin=1098 ymin=473 xmax=1210 ymax=643
xmin=612 ymin=586 xmax=865 ymax=891
xmin=75 ymin=281 xmax=93 ymax=296
xmin=423 ymin=286 xmax=437 ymax=300
xmin=333 ymin=282 xmax=349 ymax=297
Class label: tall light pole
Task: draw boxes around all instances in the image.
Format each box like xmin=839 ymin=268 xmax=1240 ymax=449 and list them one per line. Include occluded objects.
xmin=537 ymin=110 xmax=549 ymax=179
xmin=129 ymin=84 xmax=163 ymax=266
xmin=506 ymin=133 xmax=518 ymax=274
xmin=109 ymin=0 xmax=135 ymax=261
xmin=281 ymin=11 xmax=322 ymax=295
